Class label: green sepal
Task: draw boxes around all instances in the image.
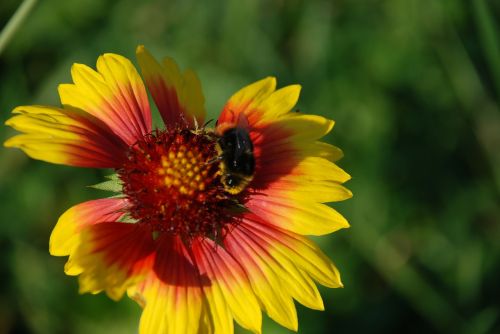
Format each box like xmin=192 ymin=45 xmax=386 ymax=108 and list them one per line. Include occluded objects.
xmin=89 ymin=174 xmax=123 ymax=193
xmin=105 ymin=174 xmax=120 ymax=181
xmin=118 ymin=213 xmax=138 ymax=224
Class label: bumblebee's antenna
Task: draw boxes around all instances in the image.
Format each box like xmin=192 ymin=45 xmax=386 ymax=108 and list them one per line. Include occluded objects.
xmin=203 ymin=119 xmax=214 ymax=128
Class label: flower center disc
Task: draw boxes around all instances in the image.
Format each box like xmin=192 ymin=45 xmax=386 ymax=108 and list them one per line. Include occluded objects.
xmin=119 ymin=129 xmax=236 ymax=241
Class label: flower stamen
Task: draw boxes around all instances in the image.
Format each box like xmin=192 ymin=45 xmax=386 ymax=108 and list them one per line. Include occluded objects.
xmin=118 ymin=129 xmax=237 ymax=241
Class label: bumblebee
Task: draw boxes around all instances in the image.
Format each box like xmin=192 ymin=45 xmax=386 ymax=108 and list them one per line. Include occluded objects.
xmin=216 ymin=125 xmax=255 ymax=194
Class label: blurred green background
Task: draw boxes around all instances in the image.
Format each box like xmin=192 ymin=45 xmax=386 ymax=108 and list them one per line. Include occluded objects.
xmin=1 ymin=0 xmax=499 ymax=333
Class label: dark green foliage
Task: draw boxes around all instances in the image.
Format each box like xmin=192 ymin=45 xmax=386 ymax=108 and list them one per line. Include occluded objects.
xmin=0 ymin=0 xmax=498 ymax=333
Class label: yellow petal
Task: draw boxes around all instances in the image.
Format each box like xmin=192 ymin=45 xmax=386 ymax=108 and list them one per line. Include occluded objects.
xmin=256 ymin=84 xmax=301 ymax=122
xmin=70 ymin=223 xmax=155 ymax=301
xmin=136 ymin=45 xmax=205 ymax=129
xmin=193 ymin=239 xmax=262 ymax=334
xmin=49 ymin=198 xmax=126 ymax=256
xmin=216 ymin=77 xmax=277 ymax=131
xmin=5 ymin=106 xmax=126 ymax=168
xmin=269 ymin=114 xmax=334 ymax=142
xmin=244 ymin=219 xmax=343 ymax=289
xmin=224 ymin=226 xmax=298 ymax=331
xmin=200 ymin=278 xmax=234 ymax=334
xmin=227 ymin=77 xmax=277 ymax=109
xmin=247 ymin=197 xmax=350 ymax=236
xmin=134 ymin=235 xmax=204 ymax=334
xmin=292 ymin=156 xmax=351 ymax=183
xmin=59 ymin=53 xmax=151 ymax=145
xmin=310 ymin=141 xmax=344 ymax=162
xmin=266 ymin=178 xmax=352 ymax=204
xmin=138 ymin=278 xmax=204 ymax=334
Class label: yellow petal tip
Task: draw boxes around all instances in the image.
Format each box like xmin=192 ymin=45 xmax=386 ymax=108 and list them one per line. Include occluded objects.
xmin=326 ymin=119 xmax=335 ymax=133
xmin=3 ymin=137 xmax=17 ymax=148
xmin=288 ymin=84 xmax=302 ymax=93
xmin=11 ymin=106 xmax=25 ymax=114
xmin=267 ymin=76 xmax=277 ymax=85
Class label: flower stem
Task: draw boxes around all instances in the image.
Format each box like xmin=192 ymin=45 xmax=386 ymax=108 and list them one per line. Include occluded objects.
xmin=0 ymin=0 xmax=38 ymax=56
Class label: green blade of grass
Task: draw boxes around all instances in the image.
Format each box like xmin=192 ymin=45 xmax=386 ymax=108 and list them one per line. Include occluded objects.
xmin=472 ymin=0 xmax=500 ymax=102
xmin=0 ymin=0 xmax=38 ymax=56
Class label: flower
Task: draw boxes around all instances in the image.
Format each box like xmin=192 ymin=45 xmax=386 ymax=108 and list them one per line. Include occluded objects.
xmin=4 ymin=45 xmax=352 ymax=333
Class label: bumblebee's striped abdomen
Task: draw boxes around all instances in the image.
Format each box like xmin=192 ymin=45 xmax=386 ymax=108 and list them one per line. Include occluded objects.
xmin=217 ymin=127 xmax=255 ymax=194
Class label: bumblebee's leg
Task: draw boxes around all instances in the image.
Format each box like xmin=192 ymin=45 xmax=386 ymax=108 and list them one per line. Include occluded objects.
xmin=205 ymin=156 xmax=224 ymax=165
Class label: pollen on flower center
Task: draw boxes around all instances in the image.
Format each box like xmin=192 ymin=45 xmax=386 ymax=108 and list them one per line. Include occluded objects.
xmin=158 ymin=145 xmax=209 ymax=196
xmin=118 ymin=129 xmax=237 ymax=241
